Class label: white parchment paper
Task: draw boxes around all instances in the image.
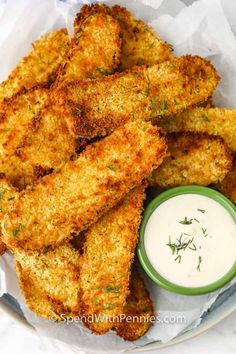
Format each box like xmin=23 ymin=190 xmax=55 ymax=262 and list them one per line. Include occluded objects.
xmin=0 ymin=0 xmax=235 ymax=352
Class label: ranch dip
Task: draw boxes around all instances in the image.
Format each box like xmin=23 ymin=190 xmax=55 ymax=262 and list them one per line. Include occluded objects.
xmin=144 ymin=194 xmax=236 ymax=288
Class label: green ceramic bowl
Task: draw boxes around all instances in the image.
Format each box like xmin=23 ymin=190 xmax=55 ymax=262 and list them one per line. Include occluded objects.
xmin=137 ymin=186 xmax=236 ymax=295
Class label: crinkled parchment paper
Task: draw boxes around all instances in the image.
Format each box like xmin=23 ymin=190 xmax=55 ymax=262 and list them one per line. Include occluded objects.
xmin=0 ymin=0 xmax=235 ymax=352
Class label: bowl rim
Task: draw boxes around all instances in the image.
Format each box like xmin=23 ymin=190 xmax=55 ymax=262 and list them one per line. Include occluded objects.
xmin=137 ymin=185 xmax=236 ymax=295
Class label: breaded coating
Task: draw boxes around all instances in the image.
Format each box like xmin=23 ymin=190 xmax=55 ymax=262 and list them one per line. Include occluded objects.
xmin=55 ymin=7 xmax=121 ymax=85
xmin=5 ymin=9 xmax=121 ymax=188
xmin=158 ymin=107 xmax=236 ymax=154
xmin=0 ymin=179 xmax=18 ymax=255
xmin=0 ymin=88 xmax=48 ymax=188
xmin=114 ymin=267 xmax=154 ymax=341
xmin=215 ymin=161 xmax=236 ymax=204
xmin=15 ymin=262 xmax=61 ymax=321
xmin=14 ymin=244 xmax=81 ymax=316
xmin=79 ymin=186 xmax=146 ymax=335
xmin=55 ymin=55 xmax=219 ymax=139
xmin=74 ymin=4 xmax=172 ymax=70
xmin=2 ymin=120 xmax=167 ymax=251
xmin=149 ymin=133 xmax=232 ymax=189
xmin=0 ymin=29 xmax=69 ymax=103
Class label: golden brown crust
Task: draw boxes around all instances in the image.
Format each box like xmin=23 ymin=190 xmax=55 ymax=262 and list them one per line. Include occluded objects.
xmin=54 ymin=55 xmax=219 ymax=139
xmin=149 ymin=133 xmax=232 ymax=188
xmin=114 ymin=267 xmax=154 ymax=341
xmin=110 ymin=5 xmax=172 ymax=70
xmin=2 ymin=120 xmax=167 ymax=251
xmin=0 ymin=29 xmax=69 ymax=104
xmin=0 ymin=88 xmax=48 ymax=189
xmin=15 ymin=262 xmax=62 ymax=321
xmin=3 ymin=7 xmax=122 ymax=188
xmin=158 ymin=107 xmax=236 ymax=154
xmin=78 ymin=185 xmax=146 ymax=334
xmin=14 ymin=244 xmax=81 ymax=316
xmin=215 ymin=160 xmax=236 ymax=204
xmin=74 ymin=4 xmax=172 ymax=70
xmin=55 ymin=7 xmax=121 ymax=85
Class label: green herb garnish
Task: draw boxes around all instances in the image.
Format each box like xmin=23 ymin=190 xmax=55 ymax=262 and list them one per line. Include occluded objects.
xmin=108 ymin=164 xmax=116 ymax=172
xmin=179 ymin=217 xmax=193 ymax=225
xmin=96 ymin=68 xmax=108 ymax=76
xmin=201 ymin=227 xmax=208 ymax=237
xmin=12 ymin=223 xmax=24 ymax=238
xmin=160 ymin=99 xmax=168 ymax=114
xmin=197 ymin=256 xmax=202 ymax=271
xmin=197 ymin=208 xmax=205 ymax=213
xmin=175 ymin=255 xmax=182 ymax=263
xmin=7 ymin=197 xmax=15 ymax=201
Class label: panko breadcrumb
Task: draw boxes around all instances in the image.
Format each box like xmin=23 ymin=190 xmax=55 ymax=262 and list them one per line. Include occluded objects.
xmin=14 ymin=243 xmax=81 ymax=317
xmin=158 ymin=107 xmax=236 ymax=154
xmin=114 ymin=267 xmax=154 ymax=341
xmin=0 ymin=29 xmax=69 ymax=103
xmin=149 ymin=133 xmax=232 ymax=188
xmin=74 ymin=4 xmax=172 ymax=70
xmin=55 ymin=55 xmax=219 ymax=139
xmin=2 ymin=120 xmax=167 ymax=251
xmin=79 ymin=185 xmax=146 ymax=334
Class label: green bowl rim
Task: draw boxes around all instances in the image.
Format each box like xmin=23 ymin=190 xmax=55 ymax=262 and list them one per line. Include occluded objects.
xmin=137 ymin=185 xmax=236 ymax=295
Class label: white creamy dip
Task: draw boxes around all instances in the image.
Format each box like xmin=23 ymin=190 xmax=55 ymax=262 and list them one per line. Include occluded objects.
xmin=144 ymin=194 xmax=236 ymax=288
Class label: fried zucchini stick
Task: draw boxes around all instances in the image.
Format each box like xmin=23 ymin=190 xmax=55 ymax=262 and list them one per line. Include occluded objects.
xmin=150 ymin=133 xmax=232 ymax=189
xmin=114 ymin=267 xmax=154 ymax=341
xmin=14 ymin=244 xmax=81 ymax=316
xmin=0 ymin=29 xmax=69 ymax=103
xmin=215 ymin=161 xmax=236 ymax=204
xmin=55 ymin=55 xmax=219 ymax=139
xmin=15 ymin=262 xmax=61 ymax=321
xmin=74 ymin=4 xmax=172 ymax=70
xmin=158 ymin=107 xmax=236 ymax=154
xmin=79 ymin=186 xmax=146 ymax=334
xmin=0 ymin=8 xmax=121 ymax=189
xmin=55 ymin=7 xmax=121 ymax=85
xmin=2 ymin=120 xmax=167 ymax=251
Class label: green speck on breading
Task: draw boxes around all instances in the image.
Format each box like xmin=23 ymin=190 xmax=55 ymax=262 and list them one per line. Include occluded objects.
xmin=96 ymin=68 xmax=109 ymax=76
xmin=160 ymin=99 xmax=168 ymax=115
xmin=151 ymin=97 xmax=157 ymax=112
xmin=12 ymin=223 xmax=24 ymax=238
xmin=107 ymin=164 xmax=116 ymax=172
xmin=0 ymin=189 xmax=6 ymax=200
xmin=72 ymin=107 xmax=82 ymax=116
xmin=7 ymin=196 xmax=15 ymax=201
xmin=102 ymin=285 xmax=120 ymax=293
xmin=2 ymin=128 xmax=11 ymax=132
xmin=132 ymin=71 xmax=140 ymax=78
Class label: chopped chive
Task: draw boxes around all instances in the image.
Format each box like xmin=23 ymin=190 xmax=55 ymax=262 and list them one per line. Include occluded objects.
xmin=201 ymin=227 xmax=208 ymax=237
xmin=197 ymin=256 xmax=202 ymax=271
xmin=189 ymin=243 xmax=197 ymax=251
xmin=197 ymin=208 xmax=206 ymax=213
xmin=175 ymin=255 xmax=182 ymax=263
xmin=179 ymin=217 xmax=193 ymax=225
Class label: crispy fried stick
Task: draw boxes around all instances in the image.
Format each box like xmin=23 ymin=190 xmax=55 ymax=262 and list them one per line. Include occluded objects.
xmin=0 ymin=7 xmax=121 ymax=189
xmin=0 ymin=29 xmax=69 ymax=103
xmin=74 ymin=4 xmax=172 ymax=70
xmin=114 ymin=267 xmax=154 ymax=341
xmin=2 ymin=120 xmax=167 ymax=251
xmin=149 ymin=133 xmax=232 ymax=188
xmin=54 ymin=55 xmax=219 ymax=140
xmin=79 ymin=186 xmax=146 ymax=334
xmin=158 ymin=107 xmax=236 ymax=154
